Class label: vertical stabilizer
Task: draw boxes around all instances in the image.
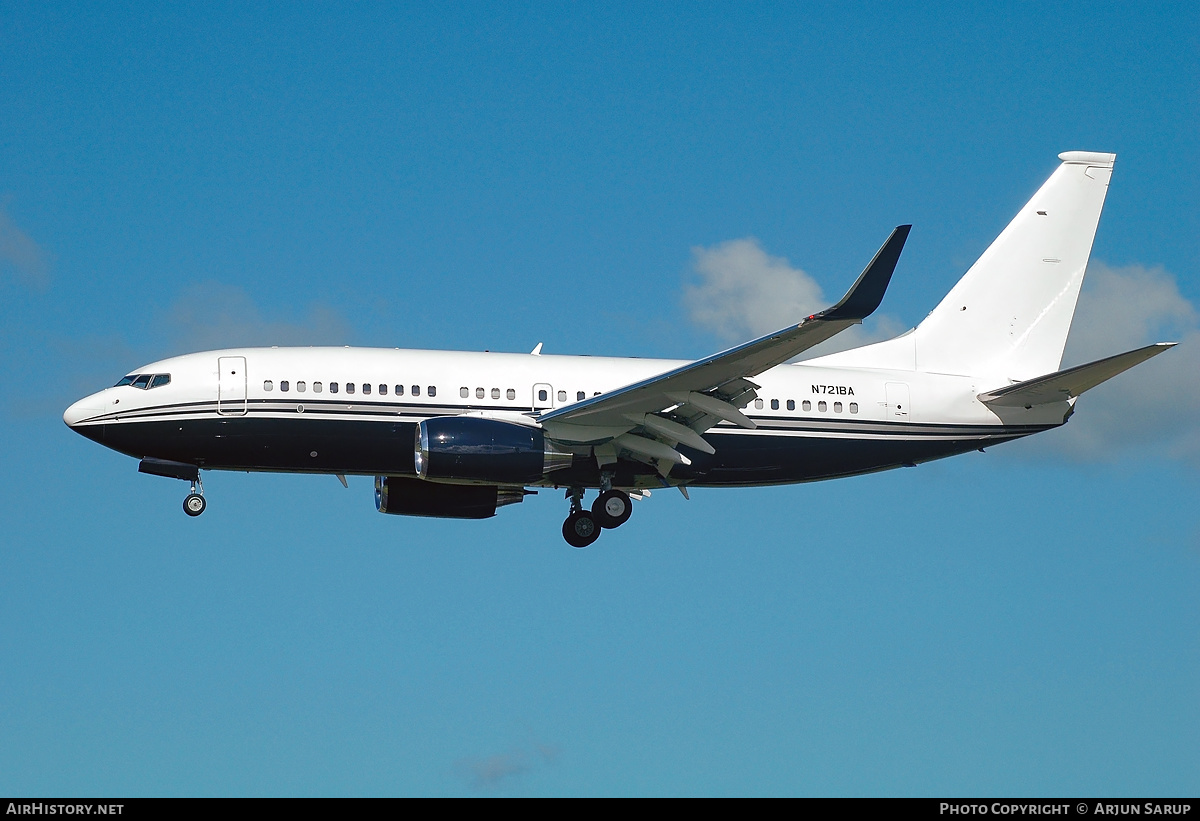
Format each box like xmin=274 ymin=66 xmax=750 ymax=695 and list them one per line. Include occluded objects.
xmin=913 ymin=152 xmax=1115 ymax=381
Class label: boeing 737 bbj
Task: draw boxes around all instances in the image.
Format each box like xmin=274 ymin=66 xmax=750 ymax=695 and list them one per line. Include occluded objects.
xmin=65 ymin=152 xmax=1174 ymax=547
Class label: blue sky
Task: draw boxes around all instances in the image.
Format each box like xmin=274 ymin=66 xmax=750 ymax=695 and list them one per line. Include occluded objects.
xmin=1 ymin=2 xmax=1197 ymax=796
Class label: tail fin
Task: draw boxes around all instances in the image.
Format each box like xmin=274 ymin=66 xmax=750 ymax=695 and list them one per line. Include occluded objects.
xmin=913 ymin=151 xmax=1115 ymax=381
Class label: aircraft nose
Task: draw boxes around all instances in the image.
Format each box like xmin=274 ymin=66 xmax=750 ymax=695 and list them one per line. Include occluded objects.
xmin=63 ymin=392 xmax=106 ymax=428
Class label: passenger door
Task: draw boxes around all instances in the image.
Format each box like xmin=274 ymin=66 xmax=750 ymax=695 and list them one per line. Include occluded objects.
xmin=217 ymin=356 xmax=248 ymax=416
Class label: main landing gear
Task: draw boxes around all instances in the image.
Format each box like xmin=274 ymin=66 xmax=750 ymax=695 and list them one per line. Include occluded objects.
xmin=183 ymin=475 xmax=206 ymax=517
xmin=592 ymin=488 xmax=632 ymax=529
xmin=561 ymin=481 xmax=633 ymax=548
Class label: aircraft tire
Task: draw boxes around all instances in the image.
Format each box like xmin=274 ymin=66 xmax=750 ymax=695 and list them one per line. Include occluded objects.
xmin=183 ymin=493 xmax=206 ymax=517
xmin=562 ymin=511 xmax=600 ymax=548
xmin=592 ymin=489 xmax=632 ymax=529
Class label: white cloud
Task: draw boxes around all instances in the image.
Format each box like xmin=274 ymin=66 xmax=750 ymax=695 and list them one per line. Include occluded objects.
xmin=1063 ymin=262 xmax=1196 ymax=361
xmin=10 ymin=283 xmax=354 ymax=421
xmin=685 ymin=238 xmax=826 ymax=341
xmin=0 ymin=206 xmax=50 ymax=289
xmin=7 ymin=334 xmax=141 ymax=420
xmin=684 ymin=243 xmax=1199 ymax=466
xmin=454 ymin=743 xmax=559 ymax=790
xmin=684 ymin=236 xmax=906 ymax=356
xmin=1030 ymin=261 xmax=1200 ymax=465
xmin=457 ymin=750 xmax=529 ymax=788
xmin=166 ymin=282 xmax=353 ymax=353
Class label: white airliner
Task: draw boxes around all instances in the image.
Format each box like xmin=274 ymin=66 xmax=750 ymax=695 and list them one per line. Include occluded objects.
xmin=65 ymin=151 xmax=1174 ymax=547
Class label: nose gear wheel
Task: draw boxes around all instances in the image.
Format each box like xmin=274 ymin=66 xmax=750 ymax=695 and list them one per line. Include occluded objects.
xmin=183 ymin=474 xmax=206 ymax=517
xmin=184 ymin=493 xmax=206 ymax=516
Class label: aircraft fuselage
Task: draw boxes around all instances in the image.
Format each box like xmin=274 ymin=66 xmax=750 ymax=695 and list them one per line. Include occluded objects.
xmin=65 ymin=345 xmax=1062 ymax=489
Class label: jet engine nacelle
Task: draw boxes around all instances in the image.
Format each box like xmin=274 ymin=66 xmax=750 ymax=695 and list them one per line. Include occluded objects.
xmin=375 ymin=475 xmax=527 ymax=519
xmin=415 ymin=416 xmax=572 ymax=485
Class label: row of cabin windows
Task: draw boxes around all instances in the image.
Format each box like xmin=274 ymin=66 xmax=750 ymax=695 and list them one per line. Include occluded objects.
xmin=457 ymin=388 xmax=600 ymax=402
xmin=461 ymin=387 xmax=518 ymax=400
xmin=256 ymin=380 xmax=857 ymax=414
xmin=754 ymin=397 xmax=858 ymax=414
xmin=540 ymin=389 xmax=600 ymax=403
xmin=114 ymin=373 xmax=171 ymax=389
xmin=260 ymin=381 xmax=600 ymax=404
xmin=262 ymin=381 xmax=436 ymax=397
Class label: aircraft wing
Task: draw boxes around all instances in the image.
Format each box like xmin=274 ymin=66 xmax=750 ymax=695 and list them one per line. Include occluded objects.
xmin=977 ymin=342 xmax=1175 ymax=408
xmin=539 ymin=226 xmax=911 ymax=474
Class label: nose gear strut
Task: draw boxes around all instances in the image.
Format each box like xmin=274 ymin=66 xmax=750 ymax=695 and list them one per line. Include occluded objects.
xmin=183 ymin=474 xmax=206 ymax=517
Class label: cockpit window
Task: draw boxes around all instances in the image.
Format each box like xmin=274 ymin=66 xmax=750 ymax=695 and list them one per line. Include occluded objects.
xmin=116 ymin=373 xmax=171 ymax=389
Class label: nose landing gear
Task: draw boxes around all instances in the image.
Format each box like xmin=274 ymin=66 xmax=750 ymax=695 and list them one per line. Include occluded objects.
xmin=183 ymin=475 xmax=206 ymax=517
xmin=137 ymin=458 xmax=208 ymax=518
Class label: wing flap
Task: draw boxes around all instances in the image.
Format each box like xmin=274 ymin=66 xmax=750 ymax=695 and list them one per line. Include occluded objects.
xmin=977 ymin=342 xmax=1175 ymax=407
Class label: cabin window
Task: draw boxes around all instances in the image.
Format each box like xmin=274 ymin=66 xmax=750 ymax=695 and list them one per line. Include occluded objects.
xmin=460 ymin=387 xmax=469 ymax=398
xmin=492 ymin=388 xmax=501 ymax=400
xmin=476 ymin=387 xmax=485 ymax=399
xmin=330 ymin=382 xmax=338 ymax=394
xmin=427 ymin=386 xmax=436 ymax=397
xmin=507 ymin=388 xmax=516 ymax=400
xmin=558 ymin=390 xmax=567 ymax=402
xmin=263 ymin=380 xmax=273 ymax=391
xmin=379 ymin=384 xmax=387 ymax=396
xmin=132 ymin=374 xmax=152 ymax=389
xmin=313 ymin=382 xmax=323 ymax=393
xmin=538 ymin=389 xmax=548 ymax=402
xmin=818 ymin=400 xmax=827 ymax=412
xmin=297 ymin=381 xmax=306 ymax=393
xmin=280 ymin=381 xmax=290 ymax=392
xmin=802 ymin=400 xmax=811 ymax=411
xmin=412 ymin=385 xmax=420 ymax=396
xmin=594 ymin=392 xmax=600 ymax=396
xmin=834 ymin=402 xmax=843 ymax=413
xmin=771 ymin=399 xmax=779 ymax=410
xmin=345 ymin=383 xmax=355 ymax=395
xmin=849 ymin=402 xmax=858 ymax=414
xmin=362 ymin=383 xmax=371 ymax=395
xmin=786 ymin=399 xmax=795 ymax=411
xmin=754 ymin=398 xmax=763 ymax=409
xmin=396 ymin=385 xmax=404 ymax=396
xmin=576 ymin=391 xmax=585 ymax=401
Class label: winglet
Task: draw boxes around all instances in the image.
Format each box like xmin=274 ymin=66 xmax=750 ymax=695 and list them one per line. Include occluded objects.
xmin=817 ymin=225 xmax=911 ymax=322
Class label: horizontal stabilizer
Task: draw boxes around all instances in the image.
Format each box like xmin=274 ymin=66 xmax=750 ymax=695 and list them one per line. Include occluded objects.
xmin=977 ymin=343 xmax=1175 ymax=407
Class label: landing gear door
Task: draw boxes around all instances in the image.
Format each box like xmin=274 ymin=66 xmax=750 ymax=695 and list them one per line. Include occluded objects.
xmin=218 ymin=356 xmax=248 ymax=416
xmin=533 ymin=383 xmax=554 ymax=412
xmin=885 ymin=382 xmax=910 ymax=420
